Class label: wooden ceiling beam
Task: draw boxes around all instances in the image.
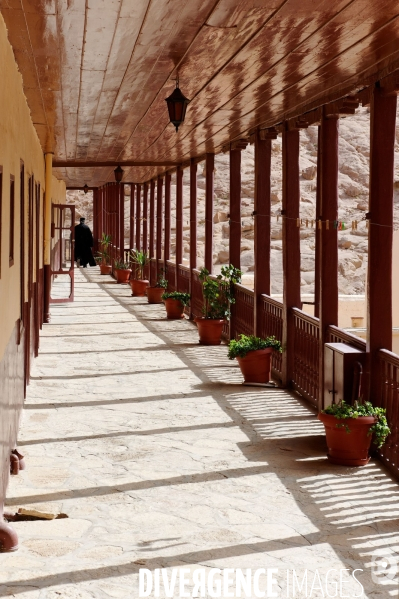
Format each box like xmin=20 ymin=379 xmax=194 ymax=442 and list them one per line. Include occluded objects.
xmin=53 ymin=161 xmax=181 ymax=168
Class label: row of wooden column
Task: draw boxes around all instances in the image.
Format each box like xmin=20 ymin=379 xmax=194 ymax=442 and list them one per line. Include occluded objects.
xmin=94 ymin=82 xmax=396 ymax=409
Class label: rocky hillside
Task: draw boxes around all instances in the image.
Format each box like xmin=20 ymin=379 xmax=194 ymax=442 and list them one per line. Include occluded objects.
xmin=67 ymin=107 xmax=399 ymax=295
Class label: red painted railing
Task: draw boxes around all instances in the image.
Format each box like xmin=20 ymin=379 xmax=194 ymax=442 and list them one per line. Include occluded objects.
xmin=191 ymin=269 xmax=203 ymax=319
xmin=150 ymin=258 xmax=157 ymax=286
xmin=233 ymin=285 xmax=254 ymax=337
xmin=259 ymin=295 xmax=283 ymax=378
xmin=377 ymin=350 xmax=399 ymax=478
xmin=166 ymin=261 xmax=176 ymax=292
xmin=178 ymin=265 xmax=190 ymax=294
xmin=326 ymin=325 xmax=366 ymax=351
xmin=292 ymin=308 xmax=320 ymax=406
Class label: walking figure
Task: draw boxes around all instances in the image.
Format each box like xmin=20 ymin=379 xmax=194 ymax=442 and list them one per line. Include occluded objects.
xmin=74 ymin=217 xmax=96 ymax=268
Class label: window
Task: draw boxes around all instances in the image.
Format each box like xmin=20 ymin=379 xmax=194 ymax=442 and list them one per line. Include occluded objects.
xmin=9 ymin=175 xmax=14 ymax=266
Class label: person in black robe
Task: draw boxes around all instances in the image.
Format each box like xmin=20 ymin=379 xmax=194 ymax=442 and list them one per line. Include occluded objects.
xmin=74 ymin=217 xmax=96 ymax=267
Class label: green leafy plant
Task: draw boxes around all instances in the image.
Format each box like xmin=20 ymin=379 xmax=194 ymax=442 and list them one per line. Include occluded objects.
xmin=322 ymin=400 xmax=390 ymax=448
xmin=199 ymin=265 xmax=242 ymax=320
xmin=130 ymin=249 xmax=151 ymax=279
xmin=154 ymin=268 xmax=168 ymax=289
xmin=161 ymin=291 xmax=190 ymax=307
xmin=96 ymin=232 xmax=111 ymax=264
xmin=114 ymin=258 xmax=131 ymax=270
xmin=228 ymin=334 xmax=283 ymax=360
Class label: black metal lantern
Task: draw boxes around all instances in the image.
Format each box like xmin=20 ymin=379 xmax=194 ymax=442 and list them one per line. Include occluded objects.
xmin=83 ymin=183 xmax=89 ymax=194
xmin=114 ymin=165 xmax=124 ymax=183
xmin=165 ymin=79 xmax=190 ymax=132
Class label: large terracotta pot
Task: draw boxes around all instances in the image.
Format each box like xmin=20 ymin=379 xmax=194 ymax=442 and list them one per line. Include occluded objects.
xmin=114 ymin=268 xmax=132 ymax=284
xmin=195 ymin=317 xmax=226 ymax=345
xmin=147 ymin=287 xmax=165 ymax=304
xmin=100 ymin=263 xmax=112 ymax=275
xmin=0 ymin=520 xmax=18 ymax=552
xmin=130 ymin=279 xmax=149 ymax=297
xmin=164 ymin=298 xmax=185 ymax=319
xmin=236 ymin=348 xmax=273 ymax=383
xmin=318 ymin=412 xmax=376 ymax=466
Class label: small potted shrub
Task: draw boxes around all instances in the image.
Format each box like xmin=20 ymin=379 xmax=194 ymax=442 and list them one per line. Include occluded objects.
xmin=161 ymin=291 xmax=190 ymax=319
xmin=147 ymin=269 xmax=168 ymax=304
xmin=97 ymin=233 xmax=112 ymax=275
xmin=318 ymin=400 xmax=390 ymax=466
xmin=228 ymin=334 xmax=282 ymax=383
xmin=195 ymin=265 xmax=242 ymax=345
xmin=130 ymin=249 xmax=150 ymax=296
xmin=113 ymin=258 xmax=132 ymax=284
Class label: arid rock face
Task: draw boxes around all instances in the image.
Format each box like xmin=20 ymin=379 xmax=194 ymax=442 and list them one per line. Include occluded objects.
xmin=67 ymin=107 xmax=399 ymax=296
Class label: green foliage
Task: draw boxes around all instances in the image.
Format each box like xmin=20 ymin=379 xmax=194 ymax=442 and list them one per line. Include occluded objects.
xmin=199 ymin=265 xmax=242 ymax=320
xmin=155 ymin=268 xmax=168 ymax=289
xmin=322 ymin=400 xmax=390 ymax=448
xmin=228 ymin=334 xmax=283 ymax=360
xmin=130 ymin=249 xmax=151 ymax=279
xmin=114 ymin=259 xmax=131 ymax=270
xmin=97 ymin=232 xmax=112 ymax=264
xmin=161 ymin=291 xmax=191 ymax=307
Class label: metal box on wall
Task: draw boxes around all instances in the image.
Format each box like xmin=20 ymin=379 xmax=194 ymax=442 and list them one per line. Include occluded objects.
xmin=324 ymin=343 xmax=367 ymax=409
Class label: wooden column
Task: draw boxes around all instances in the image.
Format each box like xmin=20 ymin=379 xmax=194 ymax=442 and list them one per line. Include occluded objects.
xmin=190 ymin=159 xmax=197 ymax=318
xmin=149 ymin=180 xmax=155 ymax=258
xmin=129 ymin=184 xmax=135 ymax=250
xmin=143 ymin=182 xmax=148 ymax=253
xmin=176 ymin=166 xmax=183 ymax=291
xmin=205 ymin=153 xmax=214 ymax=273
xmin=229 ymin=148 xmax=241 ymax=270
xmin=119 ymin=184 xmax=125 ymax=260
xmin=314 ymin=126 xmax=322 ymax=319
xmin=156 ymin=176 xmax=163 ymax=267
xmin=319 ymin=110 xmax=339 ymax=408
xmin=136 ymin=184 xmax=141 ymax=251
xmin=282 ymin=127 xmax=301 ymax=387
xmin=92 ymin=188 xmax=98 ymax=253
xmin=368 ymin=85 xmax=397 ymax=402
xmin=164 ymin=172 xmax=171 ymax=271
xmin=43 ymin=152 xmax=53 ymax=323
xmin=254 ymin=131 xmax=274 ymax=335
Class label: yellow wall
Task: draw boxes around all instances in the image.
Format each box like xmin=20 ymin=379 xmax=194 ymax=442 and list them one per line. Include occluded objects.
xmin=0 ymin=15 xmax=64 ymax=360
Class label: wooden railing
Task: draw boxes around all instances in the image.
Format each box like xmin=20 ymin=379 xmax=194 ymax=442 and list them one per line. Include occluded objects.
xmin=292 ymin=308 xmax=320 ymax=406
xmin=326 ymin=325 xmax=366 ymax=351
xmin=150 ymin=258 xmax=157 ymax=285
xmin=233 ymin=285 xmax=254 ymax=337
xmin=166 ymin=260 xmax=176 ymax=292
xmin=178 ymin=265 xmax=190 ymax=294
xmin=191 ymin=269 xmax=203 ymax=319
xmin=259 ymin=295 xmax=283 ymax=378
xmin=377 ymin=350 xmax=399 ymax=478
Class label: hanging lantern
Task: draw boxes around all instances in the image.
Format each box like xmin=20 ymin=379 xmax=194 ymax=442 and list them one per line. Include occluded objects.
xmin=114 ymin=165 xmax=124 ymax=183
xmin=165 ymin=78 xmax=190 ymax=132
xmin=83 ymin=183 xmax=89 ymax=194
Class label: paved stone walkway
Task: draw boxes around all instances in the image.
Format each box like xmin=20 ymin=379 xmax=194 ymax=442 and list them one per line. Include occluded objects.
xmin=1 ymin=268 xmax=398 ymax=598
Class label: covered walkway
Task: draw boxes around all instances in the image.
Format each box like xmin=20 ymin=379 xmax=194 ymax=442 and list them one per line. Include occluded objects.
xmin=2 ymin=269 xmax=398 ymax=598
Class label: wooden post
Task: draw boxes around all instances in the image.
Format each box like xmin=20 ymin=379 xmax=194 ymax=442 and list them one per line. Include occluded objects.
xmin=368 ymin=84 xmax=397 ymax=403
xmin=119 ymin=183 xmax=125 ymax=260
xmin=149 ymin=179 xmax=155 ymax=284
xmin=319 ymin=110 xmax=339 ymax=408
xmin=205 ymin=153 xmax=214 ymax=273
xmin=92 ymin=188 xmax=98 ymax=253
xmin=143 ymin=182 xmax=148 ymax=253
xmin=314 ymin=126 xmax=321 ymax=319
xmin=176 ymin=166 xmax=183 ymax=291
xmin=43 ymin=152 xmax=53 ymax=323
xmin=254 ymin=131 xmax=274 ymax=335
xmin=164 ymin=172 xmax=171 ymax=272
xmin=229 ymin=148 xmax=241 ymax=270
xmin=190 ymin=159 xmax=197 ymax=318
xmin=282 ymin=127 xmax=301 ymax=387
xmin=136 ymin=184 xmax=141 ymax=251
xmin=156 ymin=176 xmax=163 ymax=269
xmin=129 ymin=184 xmax=135 ymax=250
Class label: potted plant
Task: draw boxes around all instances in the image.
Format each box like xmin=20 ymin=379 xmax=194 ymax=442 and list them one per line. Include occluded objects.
xmin=113 ymin=258 xmax=132 ymax=284
xmin=130 ymin=249 xmax=151 ymax=296
xmin=97 ymin=233 xmax=112 ymax=275
xmin=147 ymin=269 xmax=168 ymax=304
xmin=195 ymin=265 xmax=242 ymax=345
xmin=318 ymin=400 xmax=390 ymax=466
xmin=161 ymin=291 xmax=190 ymax=319
xmin=228 ymin=334 xmax=283 ymax=383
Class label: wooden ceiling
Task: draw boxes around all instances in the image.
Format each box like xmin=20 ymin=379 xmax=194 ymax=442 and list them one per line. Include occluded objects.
xmin=2 ymin=0 xmax=399 ymax=186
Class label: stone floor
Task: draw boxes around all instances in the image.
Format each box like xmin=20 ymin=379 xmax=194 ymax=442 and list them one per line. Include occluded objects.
xmin=1 ymin=267 xmax=398 ymax=598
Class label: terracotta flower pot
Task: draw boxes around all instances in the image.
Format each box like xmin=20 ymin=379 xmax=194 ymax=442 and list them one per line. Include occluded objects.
xmin=130 ymin=279 xmax=149 ymax=297
xmin=100 ymin=263 xmax=112 ymax=275
xmin=236 ymin=347 xmax=273 ymax=383
xmin=147 ymin=287 xmax=165 ymax=304
xmin=114 ymin=268 xmax=132 ymax=284
xmin=164 ymin=298 xmax=185 ymax=319
xmin=0 ymin=520 xmax=18 ymax=552
xmin=195 ymin=317 xmax=226 ymax=345
xmin=318 ymin=412 xmax=377 ymax=466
